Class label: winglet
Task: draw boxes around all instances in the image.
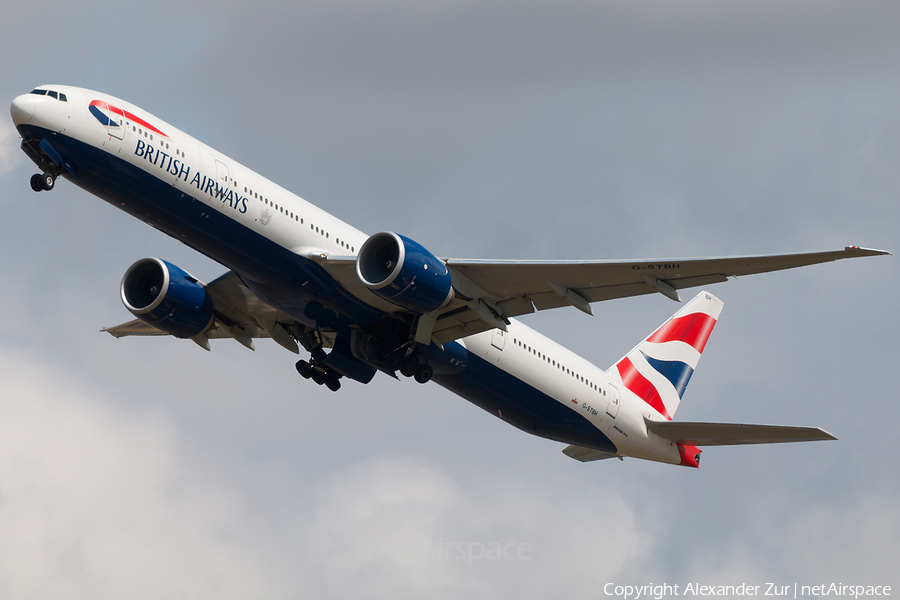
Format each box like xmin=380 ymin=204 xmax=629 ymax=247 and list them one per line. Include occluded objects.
xmin=843 ymin=246 xmax=891 ymax=257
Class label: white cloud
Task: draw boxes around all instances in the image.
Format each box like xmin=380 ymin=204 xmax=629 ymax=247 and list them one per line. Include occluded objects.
xmin=0 ymin=346 xmax=278 ymax=599
xmin=0 ymin=119 xmax=21 ymax=177
xmin=294 ymin=458 xmax=654 ymax=599
xmin=301 ymin=457 xmax=466 ymax=597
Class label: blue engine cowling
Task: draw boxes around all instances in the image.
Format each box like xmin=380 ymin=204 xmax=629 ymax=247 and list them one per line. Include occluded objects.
xmin=356 ymin=232 xmax=454 ymax=313
xmin=120 ymin=258 xmax=214 ymax=339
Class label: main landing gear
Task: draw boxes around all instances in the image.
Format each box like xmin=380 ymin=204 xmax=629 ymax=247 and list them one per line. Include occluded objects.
xmin=391 ymin=351 xmax=433 ymax=384
xmin=295 ymin=347 xmax=342 ymax=392
xmin=30 ymin=173 xmax=55 ymax=192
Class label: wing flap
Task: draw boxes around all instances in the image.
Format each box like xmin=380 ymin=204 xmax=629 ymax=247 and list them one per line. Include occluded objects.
xmin=645 ymin=419 xmax=837 ymax=446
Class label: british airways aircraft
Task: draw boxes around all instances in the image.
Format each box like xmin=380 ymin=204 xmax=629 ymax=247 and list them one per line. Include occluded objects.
xmin=10 ymin=85 xmax=888 ymax=468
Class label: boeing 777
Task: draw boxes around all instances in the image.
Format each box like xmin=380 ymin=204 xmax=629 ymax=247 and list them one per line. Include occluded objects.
xmin=10 ymin=85 xmax=888 ymax=467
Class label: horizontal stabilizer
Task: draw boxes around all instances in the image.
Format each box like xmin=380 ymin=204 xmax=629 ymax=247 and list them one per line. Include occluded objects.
xmin=645 ymin=418 xmax=837 ymax=446
xmin=562 ymin=445 xmax=619 ymax=462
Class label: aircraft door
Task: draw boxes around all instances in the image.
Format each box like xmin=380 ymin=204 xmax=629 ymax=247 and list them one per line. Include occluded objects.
xmin=215 ymin=160 xmax=230 ymax=199
xmin=490 ymin=328 xmax=506 ymax=350
xmin=107 ymin=105 xmax=125 ymax=140
xmin=606 ymin=384 xmax=620 ymax=418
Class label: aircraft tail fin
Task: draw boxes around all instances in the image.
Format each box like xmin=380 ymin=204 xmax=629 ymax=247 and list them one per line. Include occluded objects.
xmin=606 ymin=291 xmax=724 ymax=420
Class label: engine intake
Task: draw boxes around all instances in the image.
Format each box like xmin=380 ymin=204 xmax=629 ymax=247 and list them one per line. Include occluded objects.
xmin=356 ymin=232 xmax=453 ymax=314
xmin=121 ymin=258 xmax=214 ymax=339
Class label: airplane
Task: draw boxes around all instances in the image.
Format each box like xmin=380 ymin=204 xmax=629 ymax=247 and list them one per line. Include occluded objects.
xmin=9 ymin=85 xmax=889 ymax=468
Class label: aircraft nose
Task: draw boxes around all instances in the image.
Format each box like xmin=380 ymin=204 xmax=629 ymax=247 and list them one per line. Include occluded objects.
xmin=10 ymin=93 xmax=36 ymax=126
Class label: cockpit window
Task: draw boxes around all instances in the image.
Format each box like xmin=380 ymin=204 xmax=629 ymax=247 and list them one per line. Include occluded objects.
xmin=29 ymin=88 xmax=67 ymax=102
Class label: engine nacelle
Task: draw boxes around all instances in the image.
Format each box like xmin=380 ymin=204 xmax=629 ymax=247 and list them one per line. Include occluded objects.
xmin=356 ymin=232 xmax=453 ymax=313
xmin=120 ymin=258 xmax=214 ymax=339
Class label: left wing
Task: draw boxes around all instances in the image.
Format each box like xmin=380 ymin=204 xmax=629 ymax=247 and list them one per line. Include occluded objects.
xmin=320 ymin=245 xmax=889 ymax=344
xmin=103 ymin=271 xmax=334 ymax=353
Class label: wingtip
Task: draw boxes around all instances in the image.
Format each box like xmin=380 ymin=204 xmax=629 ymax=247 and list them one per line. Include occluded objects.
xmin=818 ymin=428 xmax=838 ymax=441
xmin=844 ymin=246 xmax=891 ymax=257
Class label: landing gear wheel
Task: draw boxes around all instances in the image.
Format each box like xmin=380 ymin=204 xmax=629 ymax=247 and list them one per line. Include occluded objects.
xmin=295 ymin=360 xmax=313 ymax=379
xmin=325 ymin=377 xmax=342 ymax=392
xmin=41 ymin=174 xmax=55 ymax=191
xmin=414 ymin=363 xmax=433 ymax=384
xmin=30 ymin=174 xmax=44 ymax=192
xmin=388 ymin=354 xmax=404 ymax=372
xmin=400 ymin=355 xmax=419 ymax=378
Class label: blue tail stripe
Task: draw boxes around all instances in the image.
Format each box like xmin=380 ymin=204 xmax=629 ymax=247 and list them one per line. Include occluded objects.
xmin=641 ymin=351 xmax=694 ymax=399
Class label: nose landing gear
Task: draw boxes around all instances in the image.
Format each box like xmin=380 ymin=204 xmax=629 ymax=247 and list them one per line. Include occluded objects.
xmin=30 ymin=173 xmax=55 ymax=192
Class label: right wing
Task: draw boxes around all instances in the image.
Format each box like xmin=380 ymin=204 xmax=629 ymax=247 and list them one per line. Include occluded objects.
xmin=316 ymin=245 xmax=888 ymax=345
xmin=432 ymin=246 xmax=889 ymax=344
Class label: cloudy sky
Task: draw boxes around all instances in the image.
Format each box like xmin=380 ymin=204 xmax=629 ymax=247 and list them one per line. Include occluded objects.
xmin=1 ymin=1 xmax=898 ymax=597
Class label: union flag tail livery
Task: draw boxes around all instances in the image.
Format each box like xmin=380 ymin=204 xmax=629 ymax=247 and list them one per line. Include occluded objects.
xmin=608 ymin=292 xmax=723 ymax=421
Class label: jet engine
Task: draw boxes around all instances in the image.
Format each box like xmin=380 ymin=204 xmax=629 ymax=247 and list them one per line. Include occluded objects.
xmin=120 ymin=258 xmax=214 ymax=338
xmin=356 ymin=232 xmax=453 ymax=313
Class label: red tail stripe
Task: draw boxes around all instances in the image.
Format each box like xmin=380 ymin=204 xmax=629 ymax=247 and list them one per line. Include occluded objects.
xmin=647 ymin=312 xmax=717 ymax=354
xmin=616 ymin=357 xmax=671 ymax=420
